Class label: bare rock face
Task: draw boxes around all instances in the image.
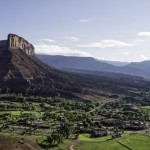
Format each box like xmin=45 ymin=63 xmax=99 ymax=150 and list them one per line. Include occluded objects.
xmin=8 ymin=34 xmax=34 ymax=56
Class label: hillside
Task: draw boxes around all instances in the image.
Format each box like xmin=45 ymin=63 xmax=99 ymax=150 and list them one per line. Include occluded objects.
xmin=0 ymin=134 xmax=42 ymax=150
xmin=1 ymin=34 xmax=150 ymax=101
xmin=125 ymin=60 xmax=150 ymax=70
xmin=0 ymin=34 xmax=81 ymax=97
xmin=37 ymin=55 xmax=150 ymax=78
xmin=37 ymin=55 xmax=117 ymax=71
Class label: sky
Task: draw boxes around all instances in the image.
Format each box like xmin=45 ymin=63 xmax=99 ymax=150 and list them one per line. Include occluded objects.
xmin=1 ymin=0 xmax=150 ymax=62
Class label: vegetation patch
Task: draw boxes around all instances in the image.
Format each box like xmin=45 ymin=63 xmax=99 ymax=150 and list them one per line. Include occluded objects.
xmin=0 ymin=94 xmax=149 ymax=149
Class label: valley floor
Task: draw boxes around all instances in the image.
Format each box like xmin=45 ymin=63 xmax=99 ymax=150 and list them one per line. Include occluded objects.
xmin=0 ymin=94 xmax=149 ymax=150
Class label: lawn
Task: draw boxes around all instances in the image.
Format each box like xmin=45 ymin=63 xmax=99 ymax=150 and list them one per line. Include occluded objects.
xmin=119 ymin=134 xmax=150 ymax=150
xmin=75 ymin=140 xmax=127 ymax=150
xmin=78 ymin=134 xmax=111 ymax=141
xmin=76 ymin=133 xmax=150 ymax=150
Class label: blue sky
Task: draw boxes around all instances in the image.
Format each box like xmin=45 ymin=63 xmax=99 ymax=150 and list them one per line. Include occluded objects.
xmin=1 ymin=0 xmax=150 ymax=62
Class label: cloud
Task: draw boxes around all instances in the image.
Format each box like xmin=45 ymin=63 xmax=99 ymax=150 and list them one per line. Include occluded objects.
xmin=65 ymin=36 xmax=79 ymax=42
xmin=121 ymin=51 xmax=131 ymax=56
xmin=34 ymin=43 xmax=92 ymax=57
xmin=80 ymin=18 xmax=92 ymax=22
xmin=132 ymin=39 xmax=144 ymax=45
xmin=141 ymin=54 xmax=149 ymax=60
xmin=137 ymin=32 xmax=150 ymax=37
xmin=79 ymin=40 xmax=133 ymax=48
xmin=39 ymin=39 xmax=55 ymax=43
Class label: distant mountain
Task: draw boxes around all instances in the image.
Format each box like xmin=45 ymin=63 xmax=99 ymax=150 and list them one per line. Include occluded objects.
xmin=101 ymin=60 xmax=129 ymax=66
xmin=126 ymin=60 xmax=150 ymax=70
xmin=36 ymin=55 xmax=117 ymax=71
xmin=37 ymin=55 xmax=150 ymax=78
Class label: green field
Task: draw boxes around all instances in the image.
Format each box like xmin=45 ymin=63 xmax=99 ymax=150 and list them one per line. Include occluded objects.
xmin=78 ymin=134 xmax=112 ymax=141
xmin=75 ymin=133 xmax=150 ymax=150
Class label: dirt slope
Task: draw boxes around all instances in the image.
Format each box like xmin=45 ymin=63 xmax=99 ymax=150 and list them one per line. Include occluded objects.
xmin=0 ymin=134 xmax=42 ymax=150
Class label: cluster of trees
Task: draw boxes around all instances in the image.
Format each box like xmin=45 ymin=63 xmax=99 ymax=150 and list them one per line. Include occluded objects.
xmin=100 ymin=100 xmax=150 ymax=121
xmin=45 ymin=123 xmax=74 ymax=148
xmin=0 ymin=93 xmax=149 ymax=149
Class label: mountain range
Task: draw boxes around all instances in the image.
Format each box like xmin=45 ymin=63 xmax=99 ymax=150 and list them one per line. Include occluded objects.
xmin=37 ymin=55 xmax=150 ymax=78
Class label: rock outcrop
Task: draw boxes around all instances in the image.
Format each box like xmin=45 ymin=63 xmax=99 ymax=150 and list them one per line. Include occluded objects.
xmin=8 ymin=34 xmax=34 ymax=56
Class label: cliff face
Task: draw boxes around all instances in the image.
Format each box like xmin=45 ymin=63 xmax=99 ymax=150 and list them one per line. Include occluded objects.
xmin=8 ymin=34 xmax=34 ymax=56
xmin=0 ymin=34 xmax=81 ymax=97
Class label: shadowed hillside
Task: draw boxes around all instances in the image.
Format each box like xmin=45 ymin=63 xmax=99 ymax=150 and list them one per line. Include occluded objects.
xmin=0 ymin=34 xmax=150 ymax=100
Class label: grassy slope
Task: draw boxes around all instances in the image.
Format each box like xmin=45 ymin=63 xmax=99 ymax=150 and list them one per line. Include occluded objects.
xmin=119 ymin=134 xmax=150 ymax=150
xmin=75 ymin=133 xmax=150 ymax=150
xmin=78 ymin=134 xmax=112 ymax=141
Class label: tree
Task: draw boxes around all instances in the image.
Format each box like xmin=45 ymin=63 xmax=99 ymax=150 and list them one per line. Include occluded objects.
xmin=57 ymin=123 xmax=74 ymax=138
xmin=46 ymin=135 xmax=53 ymax=148
xmin=46 ymin=131 xmax=63 ymax=148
